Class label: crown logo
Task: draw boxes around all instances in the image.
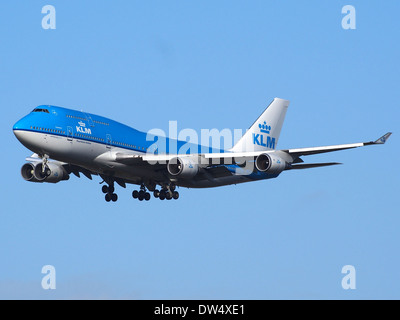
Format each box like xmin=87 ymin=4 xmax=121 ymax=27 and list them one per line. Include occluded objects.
xmin=259 ymin=121 xmax=271 ymax=134
xmin=78 ymin=121 xmax=86 ymax=127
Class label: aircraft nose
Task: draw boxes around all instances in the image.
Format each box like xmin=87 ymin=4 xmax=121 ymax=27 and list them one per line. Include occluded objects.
xmin=13 ymin=120 xmax=24 ymax=142
xmin=13 ymin=117 xmax=29 ymax=142
xmin=13 ymin=119 xmax=23 ymax=131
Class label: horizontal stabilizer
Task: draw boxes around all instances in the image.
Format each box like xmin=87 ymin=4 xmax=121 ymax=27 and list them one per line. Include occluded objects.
xmin=286 ymin=162 xmax=342 ymax=170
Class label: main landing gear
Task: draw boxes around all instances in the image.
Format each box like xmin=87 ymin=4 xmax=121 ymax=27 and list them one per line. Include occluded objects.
xmin=132 ymin=184 xmax=151 ymax=201
xmin=153 ymin=184 xmax=179 ymax=201
xmin=100 ymin=180 xmax=180 ymax=202
xmin=102 ymin=183 xmax=118 ymax=202
xmin=131 ymin=184 xmax=179 ymax=201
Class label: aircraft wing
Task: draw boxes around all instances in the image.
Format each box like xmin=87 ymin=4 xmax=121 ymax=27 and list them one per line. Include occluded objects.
xmin=282 ymin=132 xmax=392 ymax=158
xmin=199 ymin=132 xmax=393 ymax=161
xmin=112 ymin=132 xmax=392 ymax=166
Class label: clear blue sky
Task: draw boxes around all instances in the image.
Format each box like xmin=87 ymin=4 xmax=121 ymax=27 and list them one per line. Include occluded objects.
xmin=1 ymin=0 xmax=399 ymax=299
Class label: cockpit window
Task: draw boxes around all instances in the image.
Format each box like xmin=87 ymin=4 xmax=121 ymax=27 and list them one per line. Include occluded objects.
xmin=32 ymin=108 xmax=50 ymax=113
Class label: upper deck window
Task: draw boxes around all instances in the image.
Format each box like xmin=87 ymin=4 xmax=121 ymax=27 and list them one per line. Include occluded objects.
xmin=93 ymin=119 xmax=109 ymax=126
xmin=32 ymin=108 xmax=50 ymax=113
xmin=66 ymin=114 xmax=88 ymax=121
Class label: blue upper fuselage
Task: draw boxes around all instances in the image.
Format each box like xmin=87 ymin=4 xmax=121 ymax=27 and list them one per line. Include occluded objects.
xmin=13 ymin=105 xmax=223 ymax=155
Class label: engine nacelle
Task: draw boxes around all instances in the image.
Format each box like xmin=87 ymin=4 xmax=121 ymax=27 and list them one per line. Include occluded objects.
xmin=21 ymin=162 xmax=69 ymax=183
xmin=34 ymin=163 xmax=69 ymax=183
xmin=167 ymin=157 xmax=199 ymax=179
xmin=21 ymin=163 xmax=40 ymax=182
xmin=255 ymin=153 xmax=286 ymax=175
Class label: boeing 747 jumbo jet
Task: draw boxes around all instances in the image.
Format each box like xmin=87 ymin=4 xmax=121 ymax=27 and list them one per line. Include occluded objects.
xmin=13 ymin=98 xmax=391 ymax=202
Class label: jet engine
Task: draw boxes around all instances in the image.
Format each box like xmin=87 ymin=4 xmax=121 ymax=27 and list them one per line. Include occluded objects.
xmin=21 ymin=162 xmax=69 ymax=183
xmin=255 ymin=153 xmax=286 ymax=175
xmin=167 ymin=157 xmax=199 ymax=179
xmin=21 ymin=163 xmax=39 ymax=182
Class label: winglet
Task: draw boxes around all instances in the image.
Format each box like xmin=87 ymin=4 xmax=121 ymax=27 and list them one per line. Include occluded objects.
xmin=373 ymin=132 xmax=392 ymax=145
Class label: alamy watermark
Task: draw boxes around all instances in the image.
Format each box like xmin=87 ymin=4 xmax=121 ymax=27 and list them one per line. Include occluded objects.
xmin=146 ymin=121 xmax=244 ymax=156
xmin=341 ymin=265 xmax=356 ymax=290
xmin=342 ymin=5 xmax=356 ymax=30
xmin=40 ymin=5 xmax=356 ymax=31
xmin=42 ymin=5 xmax=56 ymax=30
xmin=41 ymin=265 xmax=56 ymax=290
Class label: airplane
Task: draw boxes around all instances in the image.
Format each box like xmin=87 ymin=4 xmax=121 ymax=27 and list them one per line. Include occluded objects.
xmin=13 ymin=98 xmax=391 ymax=202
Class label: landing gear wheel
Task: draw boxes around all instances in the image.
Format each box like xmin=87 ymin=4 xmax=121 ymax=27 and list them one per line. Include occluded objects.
xmin=105 ymin=194 xmax=111 ymax=202
xmin=111 ymin=193 xmax=118 ymax=202
xmin=144 ymin=192 xmax=151 ymax=201
xmin=166 ymin=192 xmax=172 ymax=200
xmin=172 ymin=191 xmax=179 ymax=200
xmin=154 ymin=190 xmax=160 ymax=198
xmin=138 ymin=190 xmax=145 ymax=201
xmin=159 ymin=190 xmax=166 ymax=200
xmin=108 ymin=185 xmax=115 ymax=194
xmin=102 ymin=185 xmax=109 ymax=194
xmin=132 ymin=190 xmax=139 ymax=199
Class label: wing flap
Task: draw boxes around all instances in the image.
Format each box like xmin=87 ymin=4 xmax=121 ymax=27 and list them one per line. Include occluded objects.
xmin=205 ymin=166 xmax=233 ymax=178
xmin=286 ymin=162 xmax=342 ymax=170
xmin=285 ymin=143 xmax=363 ymax=156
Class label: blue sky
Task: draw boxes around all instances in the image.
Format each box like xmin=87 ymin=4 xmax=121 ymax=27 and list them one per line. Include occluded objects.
xmin=0 ymin=0 xmax=399 ymax=299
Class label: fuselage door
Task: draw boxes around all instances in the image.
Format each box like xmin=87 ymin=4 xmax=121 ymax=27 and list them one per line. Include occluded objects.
xmin=84 ymin=113 xmax=95 ymax=127
xmin=106 ymin=134 xmax=112 ymax=149
xmin=67 ymin=126 xmax=73 ymax=142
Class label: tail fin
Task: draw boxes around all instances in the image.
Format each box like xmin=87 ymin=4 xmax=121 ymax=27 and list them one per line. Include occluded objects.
xmin=230 ymin=97 xmax=290 ymax=152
